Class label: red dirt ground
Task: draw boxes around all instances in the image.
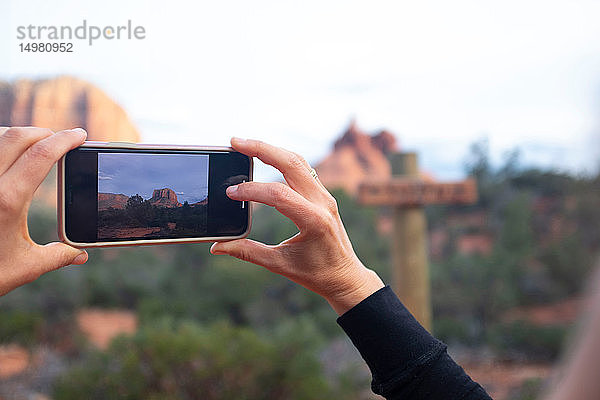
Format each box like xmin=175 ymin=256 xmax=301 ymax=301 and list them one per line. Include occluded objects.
xmin=0 ymin=345 xmax=29 ymax=378
xmin=75 ymin=309 xmax=138 ymax=350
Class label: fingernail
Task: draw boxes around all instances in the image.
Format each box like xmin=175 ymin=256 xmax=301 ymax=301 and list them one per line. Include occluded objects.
xmin=72 ymin=251 xmax=88 ymax=265
xmin=232 ymin=137 xmax=247 ymax=144
xmin=210 ymin=243 xmax=225 ymax=255
xmin=72 ymin=128 xmax=87 ymax=139
xmin=226 ymin=185 xmax=238 ymax=195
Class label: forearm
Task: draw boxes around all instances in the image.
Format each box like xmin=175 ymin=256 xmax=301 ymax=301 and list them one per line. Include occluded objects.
xmin=337 ymin=286 xmax=492 ymax=400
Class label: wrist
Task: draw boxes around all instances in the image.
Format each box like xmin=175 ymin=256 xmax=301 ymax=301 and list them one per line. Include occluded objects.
xmin=324 ymin=262 xmax=385 ymax=316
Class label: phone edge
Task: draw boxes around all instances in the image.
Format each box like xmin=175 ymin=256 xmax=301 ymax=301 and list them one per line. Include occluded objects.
xmin=57 ymin=141 xmax=253 ymax=249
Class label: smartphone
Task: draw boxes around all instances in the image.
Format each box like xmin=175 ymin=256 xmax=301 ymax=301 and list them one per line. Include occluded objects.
xmin=58 ymin=142 xmax=252 ymax=248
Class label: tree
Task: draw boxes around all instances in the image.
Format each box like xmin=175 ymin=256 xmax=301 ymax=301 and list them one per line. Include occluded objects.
xmin=464 ymin=138 xmax=491 ymax=184
xmin=126 ymin=194 xmax=144 ymax=209
xmin=126 ymin=194 xmax=151 ymax=226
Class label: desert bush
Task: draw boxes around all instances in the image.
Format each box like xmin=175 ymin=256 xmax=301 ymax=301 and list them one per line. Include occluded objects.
xmin=433 ymin=317 xmax=471 ymax=344
xmin=0 ymin=310 xmax=43 ymax=345
xmin=54 ymin=319 xmax=346 ymax=400
xmin=510 ymin=378 xmax=545 ymax=400
xmin=486 ymin=320 xmax=568 ymax=361
xmin=538 ymin=233 xmax=592 ymax=296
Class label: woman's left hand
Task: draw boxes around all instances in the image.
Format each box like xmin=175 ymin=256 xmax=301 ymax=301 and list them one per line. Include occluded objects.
xmin=0 ymin=127 xmax=89 ymax=297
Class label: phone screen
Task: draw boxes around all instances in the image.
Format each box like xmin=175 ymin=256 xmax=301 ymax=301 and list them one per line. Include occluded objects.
xmin=97 ymin=152 xmax=210 ymax=240
xmin=63 ymin=146 xmax=251 ymax=244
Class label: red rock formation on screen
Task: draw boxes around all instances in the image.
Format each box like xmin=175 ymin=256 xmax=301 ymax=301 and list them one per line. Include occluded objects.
xmin=149 ymin=188 xmax=182 ymax=208
xmin=98 ymin=193 xmax=129 ymax=211
xmin=191 ymin=198 xmax=208 ymax=207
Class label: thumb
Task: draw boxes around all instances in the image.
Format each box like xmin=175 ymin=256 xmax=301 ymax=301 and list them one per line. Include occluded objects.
xmin=210 ymin=239 xmax=278 ymax=269
xmin=34 ymin=242 xmax=88 ymax=274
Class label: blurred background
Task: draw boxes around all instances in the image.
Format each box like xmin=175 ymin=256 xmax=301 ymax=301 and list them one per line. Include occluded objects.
xmin=1 ymin=1 xmax=599 ymax=399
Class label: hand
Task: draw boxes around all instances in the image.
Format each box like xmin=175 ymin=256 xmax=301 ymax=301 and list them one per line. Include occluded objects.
xmin=210 ymin=138 xmax=384 ymax=315
xmin=0 ymin=127 xmax=89 ymax=297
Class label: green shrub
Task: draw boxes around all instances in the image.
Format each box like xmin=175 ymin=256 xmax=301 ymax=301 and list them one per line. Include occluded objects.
xmin=433 ymin=317 xmax=471 ymax=344
xmin=510 ymin=378 xmax=544 ymax=400
xmin=54 ymin=319 xmax=345 ymax=400
xmin=0 ymin=310 xmax=43 ymax=345
xmin=487 ymin=320 xmax=568 ymax=361
xmin=538 ymin=233 xmax=591 ymax=296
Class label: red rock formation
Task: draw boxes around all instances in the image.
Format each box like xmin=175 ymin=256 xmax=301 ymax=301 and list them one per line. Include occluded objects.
xmin=371 ymin=130 xmax=398 ymax=155
xmin=0 ymin=76 xmax=140 ymax=142
xmin=98 ymin=193 xmax=129 ymax=211
xmin=0 ymin=76 xmax=141 ymax=208
xmin=191 ymin=198 xmax=208 ymax=207
xmin=315 ymin=120 xmax=400 ymax=195
xmin=148 ymin=188 xmax=182 ymax=208
xmin=315 ymin=120 xmax=438 ymax=195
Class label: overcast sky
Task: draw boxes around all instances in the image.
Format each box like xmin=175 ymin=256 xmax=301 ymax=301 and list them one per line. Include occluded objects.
xmin=2 ymin=0 xmax=599 ymax=181
xmin=98 ymin=153 xmax=209 ymax=204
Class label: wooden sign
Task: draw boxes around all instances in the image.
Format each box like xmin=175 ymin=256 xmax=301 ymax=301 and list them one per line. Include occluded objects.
xmin=358 ymin=178 xmax=477 ymax=207
xmin=357 ymin=152 xmax=478 ymax=331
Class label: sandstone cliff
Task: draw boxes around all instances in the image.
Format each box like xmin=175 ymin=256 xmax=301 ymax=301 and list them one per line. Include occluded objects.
xmin=0 ymin=76 xmax=140 ymax=142
xmin=149 ymin=188 xmax=182 ymax=208
xmin=315 ymin=120 xmax=399 ymax=195
xmin=191 ymin=198 xmax=208 ymax=207
xmin=0 ymin=76 xmax=141 ymax=208
xmin=98 ymin=193 xmax=129 ymax=211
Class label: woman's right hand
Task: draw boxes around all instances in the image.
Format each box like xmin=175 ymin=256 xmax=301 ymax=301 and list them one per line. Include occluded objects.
xmin=211 ymin=138 xmax=384 ymax=315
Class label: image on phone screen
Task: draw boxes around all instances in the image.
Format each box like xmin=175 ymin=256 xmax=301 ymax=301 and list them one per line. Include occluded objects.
xmin=97 ymin=153 xmax=210 ymax=240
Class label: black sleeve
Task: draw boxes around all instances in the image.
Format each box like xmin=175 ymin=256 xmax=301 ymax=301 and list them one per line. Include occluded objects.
xmin=337 ymin=286 xmax=492 ymax=400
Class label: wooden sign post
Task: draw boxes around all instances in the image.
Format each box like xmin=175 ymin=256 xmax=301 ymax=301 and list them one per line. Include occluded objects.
xmin=358 ymin=152 xmax=477 ymax=331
